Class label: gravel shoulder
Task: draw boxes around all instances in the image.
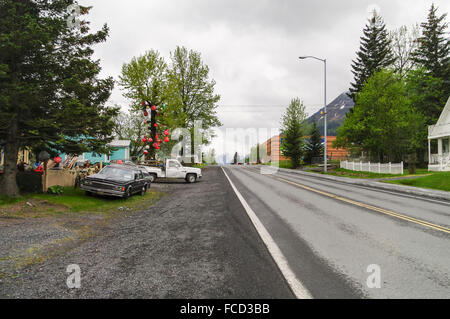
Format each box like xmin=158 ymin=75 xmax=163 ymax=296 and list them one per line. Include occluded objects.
xmin=0 ymin=166 xmax=294 ymax=299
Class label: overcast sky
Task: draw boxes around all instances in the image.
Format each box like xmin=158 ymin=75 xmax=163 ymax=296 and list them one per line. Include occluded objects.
xmin=79 ymin=0 xmax=449 ymax=161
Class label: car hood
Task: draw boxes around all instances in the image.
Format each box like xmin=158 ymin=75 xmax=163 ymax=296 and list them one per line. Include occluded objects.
xmin=85 ymin=174 xmax=131 ymax=184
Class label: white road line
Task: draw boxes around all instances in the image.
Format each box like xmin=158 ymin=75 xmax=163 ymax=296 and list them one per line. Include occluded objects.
xmin=221 ymin=167 xmax=313 ymax=299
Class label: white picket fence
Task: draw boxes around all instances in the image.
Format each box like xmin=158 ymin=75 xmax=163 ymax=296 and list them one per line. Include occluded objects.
xmin=340 ymin=160 xmax=403 ymax=175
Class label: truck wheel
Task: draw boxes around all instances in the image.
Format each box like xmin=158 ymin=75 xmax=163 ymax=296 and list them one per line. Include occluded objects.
xmin=186 ymin=174 xmax=197 ymax=183
xmin=149 ymin=174 xmax=157 ymax=183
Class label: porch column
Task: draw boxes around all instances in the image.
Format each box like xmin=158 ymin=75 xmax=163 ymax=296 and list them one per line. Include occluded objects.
xmin=438 ymin=139 xmax=443 ymax=170
xmin=428 ymin=139 xmax=431 ymax=164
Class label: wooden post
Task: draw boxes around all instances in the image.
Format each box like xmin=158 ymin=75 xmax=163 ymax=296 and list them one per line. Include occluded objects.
xmin=42 ymin=160 xmax=48 ymax=193
xmin=389 ymin=162 xmax=392 ymax=174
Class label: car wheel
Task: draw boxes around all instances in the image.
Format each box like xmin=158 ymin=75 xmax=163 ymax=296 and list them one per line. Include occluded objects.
xmin=125 ymin=187 xmax=132 ymax=198
xmin=186 ymin=174 xmax=197 ymax=183
xmin=149 ymin=174 xmax=157 ymax=183
xmin=140 ymin=186 xmax=146 ymax=196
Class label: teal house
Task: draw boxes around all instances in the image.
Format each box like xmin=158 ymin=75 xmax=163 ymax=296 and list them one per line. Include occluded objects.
xmin=60 ymin=139 xmax=131 ymax=164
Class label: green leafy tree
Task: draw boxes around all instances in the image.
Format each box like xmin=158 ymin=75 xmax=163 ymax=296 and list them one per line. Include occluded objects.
xmin=349 ymin=12 xmax=396 ymax=100
xmin=119 ymin=50 xmax=176 ymax=159
xmin=412 ymin=4 xmax=450 ymax=85
xmin=167 ymin=46 xmax=221 ymax=156
xmin=0 ymin=1 xmax=118 ymax=197
xmin=280 ymin=98 xmax=307 ymax=168
xmin=305 ymin=122 xmax=323 ymax=164
xmin=113 ymin=110 xmax=149 ymax=162
xmin=336 ymin=70 xmax=425 ymax=162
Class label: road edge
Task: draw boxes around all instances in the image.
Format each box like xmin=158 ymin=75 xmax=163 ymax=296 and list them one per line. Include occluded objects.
xmin=273 ymin=167 xmax=450 ymax=202
xmin=221 ymin=167 xmax=313 ymax=299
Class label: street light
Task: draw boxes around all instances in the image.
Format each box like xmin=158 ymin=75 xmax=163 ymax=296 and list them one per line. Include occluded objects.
xmin=299 ymin=56 xmax=327 ymax=172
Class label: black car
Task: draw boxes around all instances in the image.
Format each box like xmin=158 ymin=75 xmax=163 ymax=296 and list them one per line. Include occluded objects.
xmin=80 ymin=165 xmax=149 ymax=198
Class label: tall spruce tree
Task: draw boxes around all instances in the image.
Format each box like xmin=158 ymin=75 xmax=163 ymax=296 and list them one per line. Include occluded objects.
xmin=280 ymin=98 xmax=307 ymax=168
xmin=349 ymin=12 xmax=396 ymax=100
xmin=412 ymin=4 xmax=450 ymax=93
xmin=0 ymin=1 xmax=118 ymax=197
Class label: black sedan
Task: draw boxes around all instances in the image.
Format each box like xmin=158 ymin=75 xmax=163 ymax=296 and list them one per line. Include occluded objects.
xmin=80 ymin=165 xmax=149 ymax=198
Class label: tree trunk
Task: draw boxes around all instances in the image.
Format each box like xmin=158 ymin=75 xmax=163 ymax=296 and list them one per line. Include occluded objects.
xmin=0 ymin=141 xmax=20 ymax=197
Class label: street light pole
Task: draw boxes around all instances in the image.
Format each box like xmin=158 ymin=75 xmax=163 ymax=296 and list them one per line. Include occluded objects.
xmin=299 ymin=56 xmax=327 ymax=172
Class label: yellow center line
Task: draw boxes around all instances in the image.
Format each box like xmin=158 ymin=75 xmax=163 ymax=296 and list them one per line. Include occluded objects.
xmin=272 ymin=176 xmax=450 ymax=234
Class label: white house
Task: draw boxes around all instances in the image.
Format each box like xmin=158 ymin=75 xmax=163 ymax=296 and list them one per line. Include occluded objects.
xmin=428 ymin=96 xmax=450 ymax=171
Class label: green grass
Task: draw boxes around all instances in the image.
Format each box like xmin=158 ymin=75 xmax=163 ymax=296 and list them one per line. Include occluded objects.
xmin=0 ymin=194 xmax=24 ymax=206
xmin=307 ymin=168 xmax=431 ymax=179
xmin=383 ymin=172 xmax=450 ymax=192
xmin=264 ymin=160 xmax=294 ymax=169
xmin=34 ymin=187 xmax=163 ymax=213
xmin=0 ymin=186 xmax=164 ymax=216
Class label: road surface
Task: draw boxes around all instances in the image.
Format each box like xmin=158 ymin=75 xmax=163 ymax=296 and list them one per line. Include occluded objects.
xmin=223 ymin=165 xmax=450 ymax=299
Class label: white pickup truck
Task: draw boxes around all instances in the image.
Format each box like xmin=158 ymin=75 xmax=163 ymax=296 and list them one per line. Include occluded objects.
xmin=144 ymin=159 xmax=202 ymax=183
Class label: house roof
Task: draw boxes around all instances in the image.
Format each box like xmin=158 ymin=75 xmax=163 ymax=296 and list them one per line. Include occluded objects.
xmin=429 ymin=96 xmax=450 ymax=139
xmin=108 ymin=140 xmax=131 ymax=148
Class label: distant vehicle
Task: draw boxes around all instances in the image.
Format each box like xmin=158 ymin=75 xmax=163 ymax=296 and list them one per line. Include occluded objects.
xmin=80 ymin=164 xmax=149 ymax=198
xmin=143 ymin=159 xmax=202 ymax=183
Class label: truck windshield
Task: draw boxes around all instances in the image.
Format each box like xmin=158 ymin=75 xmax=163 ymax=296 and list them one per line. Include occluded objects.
xmin=98 ymin=166 xmax=134 ymax=181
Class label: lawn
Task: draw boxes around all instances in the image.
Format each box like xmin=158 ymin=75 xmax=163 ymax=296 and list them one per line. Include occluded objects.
xmin=307 ymin=168 xmax=432 ymax=179
xmin=265 ymin=160 xmax=294 ymax=169
xmin=383 ymin=172 xmax=450 ymax=192
xmin=0 ymin=186 xmax=164 ymax=217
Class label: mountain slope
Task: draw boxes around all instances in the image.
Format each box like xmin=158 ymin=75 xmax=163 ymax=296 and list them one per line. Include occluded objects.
xmin=307 ymin=92 xmax=354 ymax=135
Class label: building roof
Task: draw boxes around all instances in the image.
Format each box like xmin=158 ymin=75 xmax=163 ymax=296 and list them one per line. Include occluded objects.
xmin=108 ymin=139 xmax=131 ymax=148
xmin=429 ymin=96 xmax=450 ymax=139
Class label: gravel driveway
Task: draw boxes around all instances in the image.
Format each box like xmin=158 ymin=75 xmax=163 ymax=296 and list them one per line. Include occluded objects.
xmin=0 ymin=166 xmax=293 ymax=298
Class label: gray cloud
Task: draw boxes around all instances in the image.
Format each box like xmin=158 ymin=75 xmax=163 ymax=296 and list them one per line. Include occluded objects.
xmin=79 ymin=0 xmax=449 ymax=157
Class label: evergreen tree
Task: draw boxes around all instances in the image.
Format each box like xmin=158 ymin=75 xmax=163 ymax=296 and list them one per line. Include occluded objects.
xmin=280 ymin=98 xmax=307 ymax=168
xmin=233 ymin=152 xmax=238 ymax=165
xmin=305 ymin=122 xmax=323 ymax=164
xmin=0 ymin=1 xmax=118 ymax=197
xmin=349 ymin=12 xmax=396 ymax=100
xmin=412 ymin=4 xmax=450 ymax=81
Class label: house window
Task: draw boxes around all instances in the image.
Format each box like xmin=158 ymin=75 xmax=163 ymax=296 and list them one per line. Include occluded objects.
xmin=443 ymin=138 xmax=449 ymax=154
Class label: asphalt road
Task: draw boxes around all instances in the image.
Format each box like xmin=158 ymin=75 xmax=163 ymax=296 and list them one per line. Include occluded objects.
xmin=0 ymin=166 xmax=294 ymax=298
xmin=223 ymin=165 xmax=450 ymax=299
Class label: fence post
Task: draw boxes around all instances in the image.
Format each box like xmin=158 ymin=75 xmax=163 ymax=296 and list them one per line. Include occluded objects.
xmin=378 ymin=162 xmax=381 ymax=174
xmin=368 ymin=161 xmax=371 ymax=173
xmin=401 ymin=161 xmax=404 ymax=175
xmin=353 ymin=161 xmax=355 ymax=171
xmin=389 ymin=162 xmax=392 ymax=174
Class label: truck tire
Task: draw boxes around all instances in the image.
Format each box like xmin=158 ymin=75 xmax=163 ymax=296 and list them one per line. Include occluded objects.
xmin=149 ymin=174 xmax=157 ymax=183
xmin=140 ymin=185 xmax=146 ymax=196
xmin=186 ymin=174 xmax=197 ymax=183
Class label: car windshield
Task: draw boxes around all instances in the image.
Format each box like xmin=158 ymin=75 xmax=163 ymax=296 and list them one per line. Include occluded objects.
xmin=98 ymin=166 xmax=134 ymax=181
